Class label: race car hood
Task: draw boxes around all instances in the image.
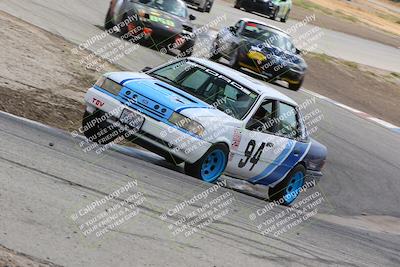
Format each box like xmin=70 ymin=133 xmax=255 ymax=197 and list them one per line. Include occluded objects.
xmin=106 ymin=72 xmax=241 ymax=124
xmin=246 ymin=38 xmax=307 ymax=70
xmin=108 ymin=72 xmax=209 ymax=110
xmin=129 ymin=2 xmax=194 ymax=34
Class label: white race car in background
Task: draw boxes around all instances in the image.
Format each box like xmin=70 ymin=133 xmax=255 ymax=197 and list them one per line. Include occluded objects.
xmin=82 ymin=58 xmax=327 ymax=205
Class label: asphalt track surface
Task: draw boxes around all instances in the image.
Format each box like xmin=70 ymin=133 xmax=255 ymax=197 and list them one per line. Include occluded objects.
xmin=0 ymin=0 xmax=400 ymax=266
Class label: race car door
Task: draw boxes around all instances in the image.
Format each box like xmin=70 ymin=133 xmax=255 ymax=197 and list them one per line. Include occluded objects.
xmin=226 ymin=98 xmax=310 ymax=187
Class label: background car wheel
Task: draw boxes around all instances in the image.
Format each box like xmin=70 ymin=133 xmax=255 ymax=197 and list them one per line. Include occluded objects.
xmin=198 ymin=1 xmax=207 ymax=12
xmin=234 ymin=0 xmax=241 ymax=9
xmin=269 ymin=164 xmax=306 ymax=206
xmin=104 ymin=8 xmax=115 ymax=30
xmin=228 ymin=49 xmax=240 ymax=69
xmin=179 ymin=42 xmax=194 ymax=56
xmin=271 ymin=7 xmax=279 ymax=20
xmin=280 ymin=10 xmax=290 ymax=23
xmin=184 ymin=144 xmax=228 ymax=183
xmin=210 ymin=38 xmax=221 ymax=60
xmin=206 ymin=0 xmax=213 ymax=12
xmin=82 ymin=110 xmax=119 ymax=145
xmin=288 ymin=77 xmax=303 ymax=91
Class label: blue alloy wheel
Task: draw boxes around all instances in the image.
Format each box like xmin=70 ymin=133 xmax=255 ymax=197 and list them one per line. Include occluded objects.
xmin=200 ymin=149 xmax=227 ymax=182
xmin=283 ymin=171 xmax=304 ymax=204
xmin=184 ymin=144 xmax=229 ymax=183
xmin=268 ymin=164 xmax=306 ymax=206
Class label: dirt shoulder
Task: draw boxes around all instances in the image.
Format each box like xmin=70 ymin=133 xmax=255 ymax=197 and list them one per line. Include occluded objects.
xmin=0 ymin=244 xmax=62 ymax=267
xmin=0 ymin=11 xmax=120 ymax=133
xmin=303 ymin=52 xmax=400 ymax=126
xmin=291 ymin=0 xmax=400 ymax=48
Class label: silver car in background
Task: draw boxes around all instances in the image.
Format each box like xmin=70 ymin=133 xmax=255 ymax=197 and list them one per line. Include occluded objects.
xmin=183 ymin=0 xmax=214 ymax=12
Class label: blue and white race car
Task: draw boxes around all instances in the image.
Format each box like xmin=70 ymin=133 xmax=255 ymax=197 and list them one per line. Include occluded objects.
xmin=82 ymin=58 xmax=327 ymax=205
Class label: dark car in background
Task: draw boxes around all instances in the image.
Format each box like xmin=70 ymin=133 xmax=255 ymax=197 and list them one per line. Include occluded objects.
xmin=183 ymin=0 xmax=214 ymax=12
xmin=210 ymin=18 xmax=307 ymax=91
xmin=105 ymin=0 xmax=197 ymax=56
xmin=234 ymin=0 xmax=292 ymax=23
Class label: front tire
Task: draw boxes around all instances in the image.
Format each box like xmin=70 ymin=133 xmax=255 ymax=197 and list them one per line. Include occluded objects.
xmin=269 ymin=164 xmax=306 ymax=206
xmin=280 ymin=10 xmax=290 ymax=23
xmin=210 ymin=38 xmax=221 ymax=61
xmin=288 ymin=77 xmax=304 ymax=91
xmin=271 ymin=7 xmax=279 ymax=20
xmin=228 ymin=48 xmax=240 ymax=70
xmin=184 ymin=144 xmax=228 ymax=183
xmin=82 ymin=110 xmax=119 ymax=145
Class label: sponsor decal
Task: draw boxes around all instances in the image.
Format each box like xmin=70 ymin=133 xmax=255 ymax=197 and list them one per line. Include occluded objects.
xmin=92 ymin=98 xmax=105 ymax=107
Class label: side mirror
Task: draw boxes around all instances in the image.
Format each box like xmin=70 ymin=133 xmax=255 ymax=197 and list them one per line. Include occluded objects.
xmin=141 ymin=66 xmax=152 ymax=72
xmin=229 ymin=26 xmax=237 ymax=34
xmin=189 ymin=14 xmax=196 ymax=20
xmin=295 ymin=48 xmax=302 ymax=55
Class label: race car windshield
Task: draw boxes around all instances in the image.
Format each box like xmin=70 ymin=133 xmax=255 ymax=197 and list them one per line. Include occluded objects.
xmin=144 ymin=0 xmax=187 ymax=17
xmin=149 ymin=60 xmax=259 ymax=120
xmin=242 ymin=23 xmax=295 ymax=52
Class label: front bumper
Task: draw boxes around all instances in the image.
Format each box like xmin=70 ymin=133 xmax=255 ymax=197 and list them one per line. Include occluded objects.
xmin=84 ymin=87 xmax=211 ymax=163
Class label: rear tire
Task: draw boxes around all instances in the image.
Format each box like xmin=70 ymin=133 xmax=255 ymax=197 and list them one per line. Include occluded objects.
xmin=269 ymin=164 xmax=306 ymax=206
xmin=184 ymin=144 xmax=228 ymax=183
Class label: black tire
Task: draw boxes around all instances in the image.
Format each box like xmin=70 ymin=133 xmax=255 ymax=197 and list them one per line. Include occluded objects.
xmin=271 ymin=7 xmax=279 ymax=20
xmin=234 ymin=0 xmax=241 ymax=9
xmin=82 ymin=110 xmax=119 ymax=145
xmin=184 ymin=144 xmax=229 ymax=183
xmin=105 ymin=8 xmax=115 ymax=30
xmin=280 ymin=10 xmax=290 ymax=23
xmin=209 ymin=38 xmax=221 ymax=61
xmin=206 ymin=1 xmax=213 ymax=12
xmin=163 ymin=154 xmax=184 ymax=165
xmin=179 ymin=41 xmax=194 ymax=56
xmin=198 ymin=2 xmax=207 ymax=12
xmin=269 ymin=164 xmax=306 ymax=206
xmin=228 ymin=48 xmax=240 ymax=70
xmin=288 ymin=77 xmax=304 ymax=91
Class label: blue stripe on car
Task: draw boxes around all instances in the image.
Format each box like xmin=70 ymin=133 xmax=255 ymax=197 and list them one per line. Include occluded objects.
xmin=248 ymin=139 xmax=296 ymax=183
xmin=252 ymin=141 xmax=311 ymax=187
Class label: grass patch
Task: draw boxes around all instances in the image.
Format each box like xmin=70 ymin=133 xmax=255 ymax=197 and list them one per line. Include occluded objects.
xmin=342 ymin=60 xmax=359 ymax=70
xmin=391 ymin=72 xmax=400 ymax=78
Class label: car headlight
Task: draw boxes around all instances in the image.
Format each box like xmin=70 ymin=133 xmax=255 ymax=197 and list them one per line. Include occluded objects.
xmin=95 ymin=76 xmax=123 ymax=95
xmin=168 ymin=112 xmax=205 ymax=136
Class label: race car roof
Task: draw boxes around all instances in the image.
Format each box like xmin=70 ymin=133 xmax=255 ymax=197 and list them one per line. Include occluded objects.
xmin=189 ymin=57 xmax=298 ymax=106
xmin=240 ymin=18 xmax=289 ymax=36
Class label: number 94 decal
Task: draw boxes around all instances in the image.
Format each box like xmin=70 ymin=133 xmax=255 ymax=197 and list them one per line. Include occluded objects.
xmin=238 ymin=140 xmax=273 ymax=171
